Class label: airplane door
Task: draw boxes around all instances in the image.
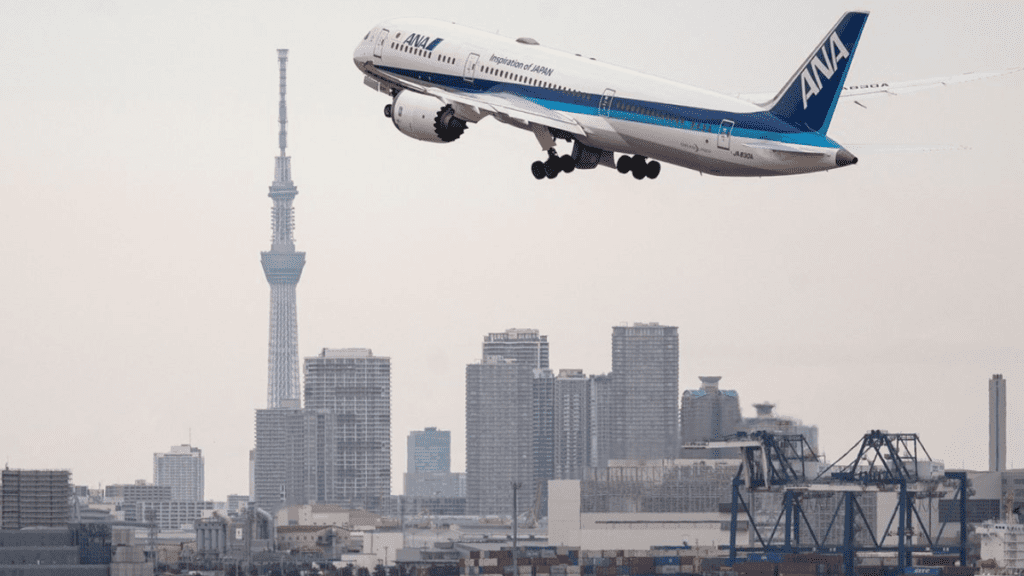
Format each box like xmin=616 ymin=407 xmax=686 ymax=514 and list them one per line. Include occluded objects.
xmin=374 ymin=28 xmax=389 ymax=58
xmin=717 ymin=119 xmax=735 ymax=150
xmin=463 ymin=53 xmax=480 ymax=82
xmin=598 ymin=89 xmax=615 ymax=117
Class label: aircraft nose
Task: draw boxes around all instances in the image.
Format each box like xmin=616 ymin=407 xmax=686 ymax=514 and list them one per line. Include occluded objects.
xmin=835 ymin=148 xmax=858 ymax=167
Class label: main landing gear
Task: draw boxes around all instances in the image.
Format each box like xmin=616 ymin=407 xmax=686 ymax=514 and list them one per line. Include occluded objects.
xmin=531 ymin=149 xmax=576 ymax=180
xmin=617 ymin=154 xmax=660 ymax=180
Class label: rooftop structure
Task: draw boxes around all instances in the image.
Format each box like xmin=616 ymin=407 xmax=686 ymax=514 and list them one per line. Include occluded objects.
xmin=153 ymin=444 xmax=204 ymax=502
xmin=743 ymin=402 xmax=818 ymax=453
xmin=261 ymin=48 xmax=306 ymax=409
xmin=482 ymin=328 xmax=549 ymax=369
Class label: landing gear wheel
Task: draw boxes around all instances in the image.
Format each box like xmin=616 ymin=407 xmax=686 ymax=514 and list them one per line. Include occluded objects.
xmin=544 ymin=159 xmax=560 ymax=179
xmin=616 ymin=155 xmax=632 ymax=174
xmin=647 ymin=161 xmax=661 ymax=179
xmin=631 ymin=156 xmax=648 ymax=180
xmin=559 ymin=155 xmax=576 ymax=173
xmin=384 ymin=104 xmax=392 ymax=118
xmin=531 ymin=161 xmax=546 ymax=180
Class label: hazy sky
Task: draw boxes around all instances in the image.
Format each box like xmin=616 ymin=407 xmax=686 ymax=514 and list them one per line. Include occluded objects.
xmin=1 ymin=1 xmax=1021 ymax=501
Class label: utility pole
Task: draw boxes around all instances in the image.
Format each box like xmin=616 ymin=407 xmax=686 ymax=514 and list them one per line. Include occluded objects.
xmin=512 ymin=482 xmax=521 ymax=576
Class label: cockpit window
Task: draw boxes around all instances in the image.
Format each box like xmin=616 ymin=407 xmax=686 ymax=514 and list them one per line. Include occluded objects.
xmin=364 ymin=30 xmax=372 ymax=40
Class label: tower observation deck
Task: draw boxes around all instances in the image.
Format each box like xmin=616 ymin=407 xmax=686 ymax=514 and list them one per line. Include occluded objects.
xmin=261 ymin=49 xmax=306 ymax=409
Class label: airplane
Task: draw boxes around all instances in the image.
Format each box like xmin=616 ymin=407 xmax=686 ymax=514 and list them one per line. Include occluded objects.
xmin=352 ymin=13 xmax=1016 ymax=181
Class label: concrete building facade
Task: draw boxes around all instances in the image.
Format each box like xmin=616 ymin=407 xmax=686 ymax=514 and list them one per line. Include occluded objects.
xmin=603 ymin=323 xmax=679 ymax=463
xmin=1 ymin=469 xmax=71 ymax=530
xmin=465 ymin=357 xmax=536 ymax=516
xmin=553 ymin=369 xmax=591 ymax=481
xmin=303 ymin=348 xmax=391 ymax=510
xmin=153 ymin=444 xmax=204 ymax=502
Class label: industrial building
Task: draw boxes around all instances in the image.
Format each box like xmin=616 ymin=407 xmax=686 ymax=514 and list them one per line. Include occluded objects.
xmin=1 ymin=469 xmax=71 ymax=530
xmin=153 ymin=444 xmax=204 ymax=502
xmin=303 ymin=348 xmax=392 ymax=511
xmin=679 ymin=376 xmax=742 ymax=459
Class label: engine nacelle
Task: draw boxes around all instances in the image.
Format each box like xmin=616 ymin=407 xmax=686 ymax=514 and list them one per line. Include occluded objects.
xmin=390 ymin=91 xmax=467 ymax=143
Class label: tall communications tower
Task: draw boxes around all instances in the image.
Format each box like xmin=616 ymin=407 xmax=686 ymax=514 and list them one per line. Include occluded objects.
xmin=261 ymin=49 xmax=305 ymax=408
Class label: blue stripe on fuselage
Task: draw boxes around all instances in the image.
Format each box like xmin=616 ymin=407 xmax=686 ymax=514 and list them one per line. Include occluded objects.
xmin=377 ymin=65 xmax=840 ymax=148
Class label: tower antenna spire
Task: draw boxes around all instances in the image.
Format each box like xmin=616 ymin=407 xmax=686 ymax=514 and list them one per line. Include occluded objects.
xmin=261 ymin=48 xmax=305 ymax=408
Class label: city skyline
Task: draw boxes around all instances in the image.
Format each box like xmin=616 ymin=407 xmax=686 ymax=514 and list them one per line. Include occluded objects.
xmin=0 ymin=1 xmax=1021 ymax=500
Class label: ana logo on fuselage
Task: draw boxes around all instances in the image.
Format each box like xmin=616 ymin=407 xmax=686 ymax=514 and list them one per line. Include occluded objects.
xmin=403 ymin=33 xmax=443 ymax=51
xmin=799 ymin=31 xmax=850 ymax=109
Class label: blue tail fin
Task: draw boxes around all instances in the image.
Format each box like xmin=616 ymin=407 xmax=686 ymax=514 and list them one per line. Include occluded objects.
xmin=767 ymin=11 xmax=869 ymax=134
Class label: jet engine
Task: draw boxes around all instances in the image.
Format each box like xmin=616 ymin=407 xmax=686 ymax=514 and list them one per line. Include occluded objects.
xmin=388 ymin=91 xmax=467 ymax=143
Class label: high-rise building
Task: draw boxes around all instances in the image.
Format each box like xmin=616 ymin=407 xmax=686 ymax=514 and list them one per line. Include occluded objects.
xmin=553 ymin=369 xmax=592 ymax=480
xmin=990 ymin=373 xmax=1007 ymax=472
xmin=533 ymin=368 xmax=556 ymax=515
xmin=602 ymin=323 xmax=679 ymax=462
xmin=405 ymin=428 xmax=463 ymax=499
xmin=303 ymin=348 xmax=391 ymax=510
xmin=153 ymin=445 xmax=204 ymax=502
xmin=261 ymin=48 xmax=306 ymax=409
xmin=253 ymin=404 xmax=306 ymax=513
xmin=679 ymin=376 xmax=743 ymax=458
xmin=465 ymin=356 xmax=535 ymax=515
xmin=407 ymin=428 xmax=451 ymax=473
xmin=482 ymin=328 xmax=549 ymax=369
xmin=1 ymin=469 xmax=71 ymax=529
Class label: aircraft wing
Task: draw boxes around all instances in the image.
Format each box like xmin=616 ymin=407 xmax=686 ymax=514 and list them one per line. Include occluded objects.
xmin=736 ymin=67 xmax=1022 ymax=106
xmin=366 ymin=64 xmax=586 ymax=137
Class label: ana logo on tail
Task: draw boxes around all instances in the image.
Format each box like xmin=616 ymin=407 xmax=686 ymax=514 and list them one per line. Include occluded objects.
xmin=800 ymin=32 xmax=850 ymax=109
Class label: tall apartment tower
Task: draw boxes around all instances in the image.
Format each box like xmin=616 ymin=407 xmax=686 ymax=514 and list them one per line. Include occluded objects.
xmin=553 ymin=369 xmax=592 ymax=480
xmin=680 ymin=376 xmax=743 ymax=459
xmin=1 ymin=469 xmax=71 ymax=529
xmin=253 ymin=405 xmax=305 ymax=513
xmin=304 ymin=349 xmax=392 ymax=510
xmin=482 ymin=328 xmax=549 ymax=369
xmin=261 ymin=48 xmax=305 ymax=409
xmin=990 ymin=373 xmax=1007 ymax=472
xmin=465 ymin=357 xmax=536 ymax=515
xmin=605 ymin=323 xmax=680 ymax=461
xmin=153 ymin=444 xmax=204 ymax=501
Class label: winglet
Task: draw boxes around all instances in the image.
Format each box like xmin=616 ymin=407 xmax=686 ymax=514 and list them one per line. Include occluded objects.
xmin=765 ymin=11 xmax=869 ymax=135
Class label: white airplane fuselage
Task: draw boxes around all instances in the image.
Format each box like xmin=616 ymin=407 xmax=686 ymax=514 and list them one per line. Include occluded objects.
xmin=353 ymin=16 xmax=863 ymax=178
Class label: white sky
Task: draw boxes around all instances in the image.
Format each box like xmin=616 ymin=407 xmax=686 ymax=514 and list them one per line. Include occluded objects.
xmin=0 ymin=1 xmax=1021 ymax=501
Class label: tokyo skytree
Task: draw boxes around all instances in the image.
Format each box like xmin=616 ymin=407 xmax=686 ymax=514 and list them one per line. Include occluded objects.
xmin=261 ymin=49 xmax=306 ymax=408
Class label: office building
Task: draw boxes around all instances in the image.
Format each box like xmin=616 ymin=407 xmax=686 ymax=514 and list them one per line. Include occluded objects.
xmin=482 ymin=328 xmax=548 ymax=369
xmin=679 ymin=376 xmax=743 ymax=458
xmin=303 ymin=348 xmax=391 ymax=510
xmin=1 ymin=469 xmax=71 ymax=529
xmin=407 ymin=428 xmax=450 ymax=473
xmin=553 ymin=369 xmax=592 ymax=480
xmin=154 ymin=444 xmax=204 ymax=502
xmin=104 ymin=481 xmax=171 ymax=503
xmin=465 ymin=356 xmax=536 ymax=515
xmin=600 ymin=323 xmax=679 ymax=463
xmin=990 ymin=373 xmax=1007 ymax=472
